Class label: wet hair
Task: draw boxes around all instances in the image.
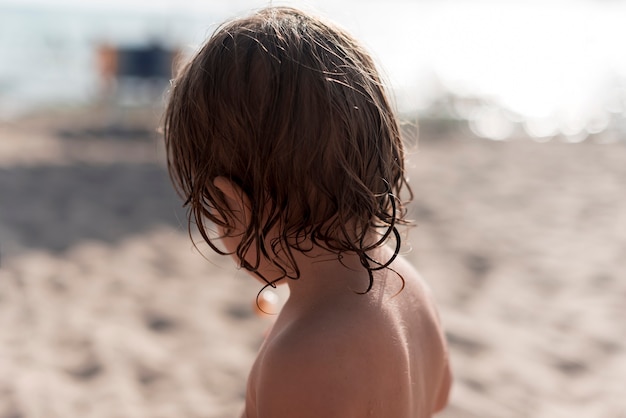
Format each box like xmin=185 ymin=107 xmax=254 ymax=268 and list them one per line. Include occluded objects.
xmin=164 ymin=6 xmax=412 ymax=292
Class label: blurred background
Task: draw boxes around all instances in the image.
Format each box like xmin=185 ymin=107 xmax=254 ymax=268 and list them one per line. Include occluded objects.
xmin=0 ymin=0 xmax=625 ymax=417
xmin=2 ymin=0 xmax=626 ymax=139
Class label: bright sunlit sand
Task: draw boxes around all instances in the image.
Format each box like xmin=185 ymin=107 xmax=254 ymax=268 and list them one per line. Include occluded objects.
xmin=1 ymin=1 xmax=626 ymax=416
xmin=0 ymin=107 xmax=625 ymax=417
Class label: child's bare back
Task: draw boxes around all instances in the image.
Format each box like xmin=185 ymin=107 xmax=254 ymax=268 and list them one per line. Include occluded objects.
xmin=244 ymin=246 xmax=451 ymax=418
xmin=164 ymin=6 xmax=451 ymax=417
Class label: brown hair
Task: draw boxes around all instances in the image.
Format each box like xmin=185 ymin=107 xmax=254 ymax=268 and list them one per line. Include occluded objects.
xmin=164 ymin=6 xmax=412 ymax=291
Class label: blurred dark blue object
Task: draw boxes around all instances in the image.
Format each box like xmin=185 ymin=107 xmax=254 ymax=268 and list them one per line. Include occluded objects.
xmin=116 ymin=45 xmax=174 ymax=80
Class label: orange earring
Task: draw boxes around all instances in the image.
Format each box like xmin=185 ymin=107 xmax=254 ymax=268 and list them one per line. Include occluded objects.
xmin=254 ymin=289 xmax=280 ymax=316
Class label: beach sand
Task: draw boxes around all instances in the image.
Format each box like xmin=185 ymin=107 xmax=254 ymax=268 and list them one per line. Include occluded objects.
xmin=1 ymin=107 xmax=625 ymax=417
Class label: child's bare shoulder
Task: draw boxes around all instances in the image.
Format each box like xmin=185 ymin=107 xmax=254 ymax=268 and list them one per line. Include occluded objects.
xmin=249 ymin=259 xmax=446 ymax=417
xmin=252 ymin=311 xmax=400 ymax=417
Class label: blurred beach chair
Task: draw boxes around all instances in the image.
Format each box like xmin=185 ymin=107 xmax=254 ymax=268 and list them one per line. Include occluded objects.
xmin=93 ymin=43 xmax=179 ymax=136
xmin=97 ymin=43 xmax=178 ymax=105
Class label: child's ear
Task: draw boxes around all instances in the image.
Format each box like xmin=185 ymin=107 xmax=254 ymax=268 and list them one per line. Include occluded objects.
xmin=213 ymin=176 xmax=252 ymax=222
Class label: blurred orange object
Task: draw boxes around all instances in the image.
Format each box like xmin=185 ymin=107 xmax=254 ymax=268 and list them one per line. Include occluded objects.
xmin=97 ymin=44 xmax=118 ymax=81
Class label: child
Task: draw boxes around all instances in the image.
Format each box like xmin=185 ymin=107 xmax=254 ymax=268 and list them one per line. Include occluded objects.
xmin=164 ymin=7 xmax=451 ymax=417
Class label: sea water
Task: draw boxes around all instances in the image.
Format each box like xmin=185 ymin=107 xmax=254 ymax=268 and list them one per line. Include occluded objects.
xmin=1 ymin=0 xmax=625 ymax=140
xmin=0 ymin=4 xmax=213 ymax=119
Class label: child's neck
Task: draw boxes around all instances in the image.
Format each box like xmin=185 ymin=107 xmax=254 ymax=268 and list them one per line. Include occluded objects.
xmin=274 ymin=245 xmax=390 ymax=314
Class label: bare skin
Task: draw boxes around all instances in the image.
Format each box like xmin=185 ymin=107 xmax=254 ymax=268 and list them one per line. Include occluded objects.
xmin=213 ymin=178 xmax=451 ymax=418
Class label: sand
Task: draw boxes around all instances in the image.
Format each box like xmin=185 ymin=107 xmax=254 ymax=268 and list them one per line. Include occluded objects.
xmin=1 ymin=107 xmax=625 ymax=417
